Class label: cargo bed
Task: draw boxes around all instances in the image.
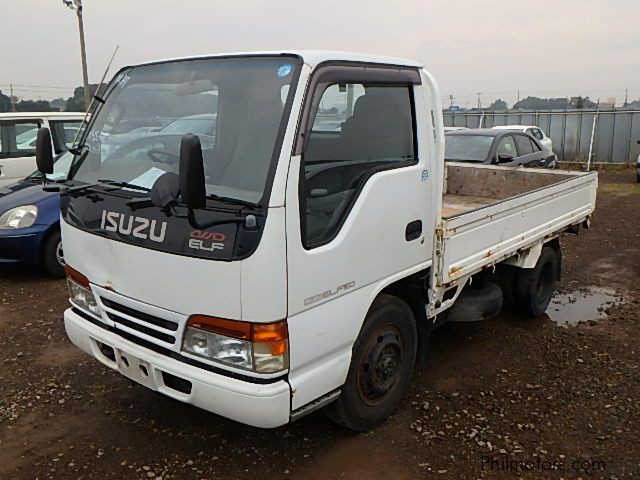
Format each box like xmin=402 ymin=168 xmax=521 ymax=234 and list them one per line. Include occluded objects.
xmin=432 ymin=163 xmax=598 ymax=308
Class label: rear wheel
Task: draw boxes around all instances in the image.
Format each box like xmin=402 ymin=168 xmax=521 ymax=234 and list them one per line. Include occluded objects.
xmin=328 ymin=294 xmax=417 ymax=431
xmin=43 ymin=230 xmax=65 ymax=278
xmin=515 ymin=247 xmax=558 ymax=317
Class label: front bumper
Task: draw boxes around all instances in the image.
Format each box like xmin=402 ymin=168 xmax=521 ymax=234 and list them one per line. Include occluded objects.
xmin=0 ymin=226 xmax=48 ymax=264
xmin=64 ymin=308 xmax=292 ymax=428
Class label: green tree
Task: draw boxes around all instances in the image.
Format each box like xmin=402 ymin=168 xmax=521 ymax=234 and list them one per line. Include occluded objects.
xmin=15 ymin=99 xmax=53 ymax=112
xmin=489 ymin=98 xmax=508 ymax=110
xmin=50 ymin=97 xmax=67 ymax=111
xmin=65 ymin=83 xmax=107 ymax=112
xmin=0 ymin=90 xmax=11 ymax=112
xmin=570 ymin=96 xmax=596 ymax=109
xmin=513 ymin=96 xmax=570 ymax=110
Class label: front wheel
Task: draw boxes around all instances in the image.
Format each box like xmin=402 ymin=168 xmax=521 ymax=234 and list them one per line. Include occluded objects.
xmin=43 ymin=230 xmax=65 ymax=278
xmin=328 ymin=294 xmax=417 ymax=431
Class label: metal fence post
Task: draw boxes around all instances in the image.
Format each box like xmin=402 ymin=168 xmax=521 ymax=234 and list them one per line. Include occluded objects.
xmin=586 ymin=102 xmax=600 ymax=171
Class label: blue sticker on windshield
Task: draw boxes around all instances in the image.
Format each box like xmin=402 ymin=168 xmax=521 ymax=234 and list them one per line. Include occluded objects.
xmin=277 ymin=64 xmax=293 ymax=78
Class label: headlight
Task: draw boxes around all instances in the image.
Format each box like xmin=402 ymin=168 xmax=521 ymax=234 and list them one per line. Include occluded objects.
xmin=182 ymin=315 xmax=288 ymax=373
xmin=66 ymin=265 xmax=101 ymax=317
xmin=0 ymin=205 xmax=38 ymax=229
xmin=183 ymin=327 xmax=253 ymax=369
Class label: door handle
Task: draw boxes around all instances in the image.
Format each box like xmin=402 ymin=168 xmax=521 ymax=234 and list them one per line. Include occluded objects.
xmin=405 ymin=220 xmax=422 ymax=241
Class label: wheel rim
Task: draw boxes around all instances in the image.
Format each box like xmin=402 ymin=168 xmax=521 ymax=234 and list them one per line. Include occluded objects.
xmin=56 ymin=240 xmax=65 ymax=268
xmin=357 ymin=325 xmax=404 ymax=406
xmin=535 ymin=260 xmax=554 ymax=304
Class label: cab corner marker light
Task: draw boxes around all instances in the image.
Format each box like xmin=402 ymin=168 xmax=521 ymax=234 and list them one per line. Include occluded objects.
xmin=253 ymin=321 xmax=288 ymax=356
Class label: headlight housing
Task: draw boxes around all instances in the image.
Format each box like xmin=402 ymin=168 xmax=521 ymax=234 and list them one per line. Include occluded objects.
xmin=182 ymin=315 xmax=289 ymax=373
xmin=66 ymin=265 xmax=100 ymax=317
xmin=0 ymin=205 xmax=38 ymax=229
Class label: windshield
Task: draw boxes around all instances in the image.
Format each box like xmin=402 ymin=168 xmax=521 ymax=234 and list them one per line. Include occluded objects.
xmin=445 ymin=135 xmax=494 ymax=162
xmin=161 ymin=114 xmax=217 ymax=134
xmin=71 ymin=56 xmax=299 ymax=204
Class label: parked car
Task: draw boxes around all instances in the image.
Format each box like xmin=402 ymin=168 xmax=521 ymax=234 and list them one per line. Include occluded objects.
xmin=0 ymin=112 xmax=84 ymax=187
xmin=445 ymin=128 xmax=557 ymax=168
xmin=0 ymin=151 xmax=72 ymax=276
xmin=491 ymin=125 xmax=553 ymax=153
xmin=444 ymin=126 xmax=468 ymax=132
xmin=100 ymin=113 xmax=217 ymax=158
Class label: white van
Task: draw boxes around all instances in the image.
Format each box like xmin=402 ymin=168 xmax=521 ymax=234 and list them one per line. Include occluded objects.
xmin=0 ymin=112 xmax=84 ymax=187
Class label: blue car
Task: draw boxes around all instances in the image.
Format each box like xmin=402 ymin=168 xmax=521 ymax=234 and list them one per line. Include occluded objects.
xmin=0 ymin=152 xmax=72 ymax=277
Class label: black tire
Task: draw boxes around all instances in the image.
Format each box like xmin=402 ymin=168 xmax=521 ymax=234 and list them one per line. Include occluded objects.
xmin=515 ymin=247 xmax=557 ymax=317
xmin=42 ymin=230 xmax=65 ymax=278
xmin=328 ymin=294 xmax=417 ymax=431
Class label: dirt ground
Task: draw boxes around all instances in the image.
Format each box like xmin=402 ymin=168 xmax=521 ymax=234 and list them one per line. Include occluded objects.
xmin=1 ymin=170 xmax=638 ymax=480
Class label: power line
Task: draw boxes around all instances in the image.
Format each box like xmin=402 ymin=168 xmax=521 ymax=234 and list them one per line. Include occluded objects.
xmin=10 ymin=88 xmax=74 ymax=93
xmin=0 ymin=83 xmax=75 ymax=90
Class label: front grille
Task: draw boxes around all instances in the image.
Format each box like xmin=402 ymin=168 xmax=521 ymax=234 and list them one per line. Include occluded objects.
xmin=100 ymin=297 xmax=179 ymax=346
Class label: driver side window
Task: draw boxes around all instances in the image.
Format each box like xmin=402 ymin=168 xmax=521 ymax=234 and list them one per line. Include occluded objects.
xmin=301 ymin=83 xmax=416 ymax=248
xmin=497 ymin=135 xmax=517 ymax=157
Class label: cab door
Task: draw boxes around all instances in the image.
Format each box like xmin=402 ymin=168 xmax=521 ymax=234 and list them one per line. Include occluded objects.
xmin=0 ymin=119 xmax=41 ymax=187
xmin=284 ymin=64 xmax=433 ymax=409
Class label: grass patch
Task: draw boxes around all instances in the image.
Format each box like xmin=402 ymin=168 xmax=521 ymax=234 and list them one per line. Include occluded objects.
xmin=599 ymin=182 xmax=640 ymax=195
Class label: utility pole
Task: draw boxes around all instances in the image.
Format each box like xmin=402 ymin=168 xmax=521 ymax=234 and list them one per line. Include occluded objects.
xmin=9 ymin=84 xmax=16 ymax=112
xmin=624 ymin=89 xmax=629 ymax=108
xmin=64 ymin=0 xmax=90 ymax=111
xmin=476 ymin=93 xmax=482 ymax=110
xmin=449 ymin=94 xmax=454 ymax=108
xmin=517 ymin=90 xmax=520 ymax=104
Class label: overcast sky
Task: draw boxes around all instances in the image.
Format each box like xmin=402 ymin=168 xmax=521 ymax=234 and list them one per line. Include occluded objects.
xmin=2 ymin=0 xmax=639 ymax=107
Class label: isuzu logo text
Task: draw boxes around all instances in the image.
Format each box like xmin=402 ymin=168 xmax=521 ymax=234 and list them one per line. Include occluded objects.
xmin=100 ymin=211 xmax=167 ymax=243
xmin=188 ymin=230 xmax=226 ymax=252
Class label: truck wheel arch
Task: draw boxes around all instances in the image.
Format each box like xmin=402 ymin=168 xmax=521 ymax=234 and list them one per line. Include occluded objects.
xmin=377 ymin=271 xmax=430 ymax=367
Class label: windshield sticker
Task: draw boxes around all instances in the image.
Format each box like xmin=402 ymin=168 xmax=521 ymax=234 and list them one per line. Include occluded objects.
xmin=128 ymin=167 xmax=167 ymax=190
xmin=277 ymin=64 xmax=293 ymax=78
xmin=115 ymin=73 xmax=131 ymax=89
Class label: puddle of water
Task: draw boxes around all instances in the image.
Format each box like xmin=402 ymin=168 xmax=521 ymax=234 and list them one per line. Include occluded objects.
xmin=546 ymin=287 xmax=621 ymax=327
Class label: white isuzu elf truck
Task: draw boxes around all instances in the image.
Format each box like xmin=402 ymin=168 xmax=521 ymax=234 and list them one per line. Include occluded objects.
xmin=34 ymin=51 xmax=598 ymax=431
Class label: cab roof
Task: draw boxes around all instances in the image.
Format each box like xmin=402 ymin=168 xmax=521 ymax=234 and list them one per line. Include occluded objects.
xmin=131 ymin=50 xmax=424 ymax=70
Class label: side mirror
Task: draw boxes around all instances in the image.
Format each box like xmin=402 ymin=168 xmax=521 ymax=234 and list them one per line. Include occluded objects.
xmin=36 ymin=127 xmax=54 ymax=175
xmin=497 ymin=153 xmax=514 ymax=164
xmin=179 ymin=134 xmax=206 ymax=209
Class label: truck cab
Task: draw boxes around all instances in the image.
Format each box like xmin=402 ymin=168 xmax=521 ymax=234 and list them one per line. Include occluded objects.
xmin=38 ymin=51 xmax=597 ymax=430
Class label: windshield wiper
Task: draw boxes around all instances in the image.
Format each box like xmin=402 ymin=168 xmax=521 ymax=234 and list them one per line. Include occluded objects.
xmin=49 ymin=179 xmax=152 ymax=196
xmin=206 ymin=194 xmax=259 ymax=208
xmin=96 ymin=179 xmax=151 ymax=192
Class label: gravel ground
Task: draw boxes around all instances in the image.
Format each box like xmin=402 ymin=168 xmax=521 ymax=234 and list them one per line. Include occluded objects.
xmin=1 ymin=169 xmax=638 ymax=479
